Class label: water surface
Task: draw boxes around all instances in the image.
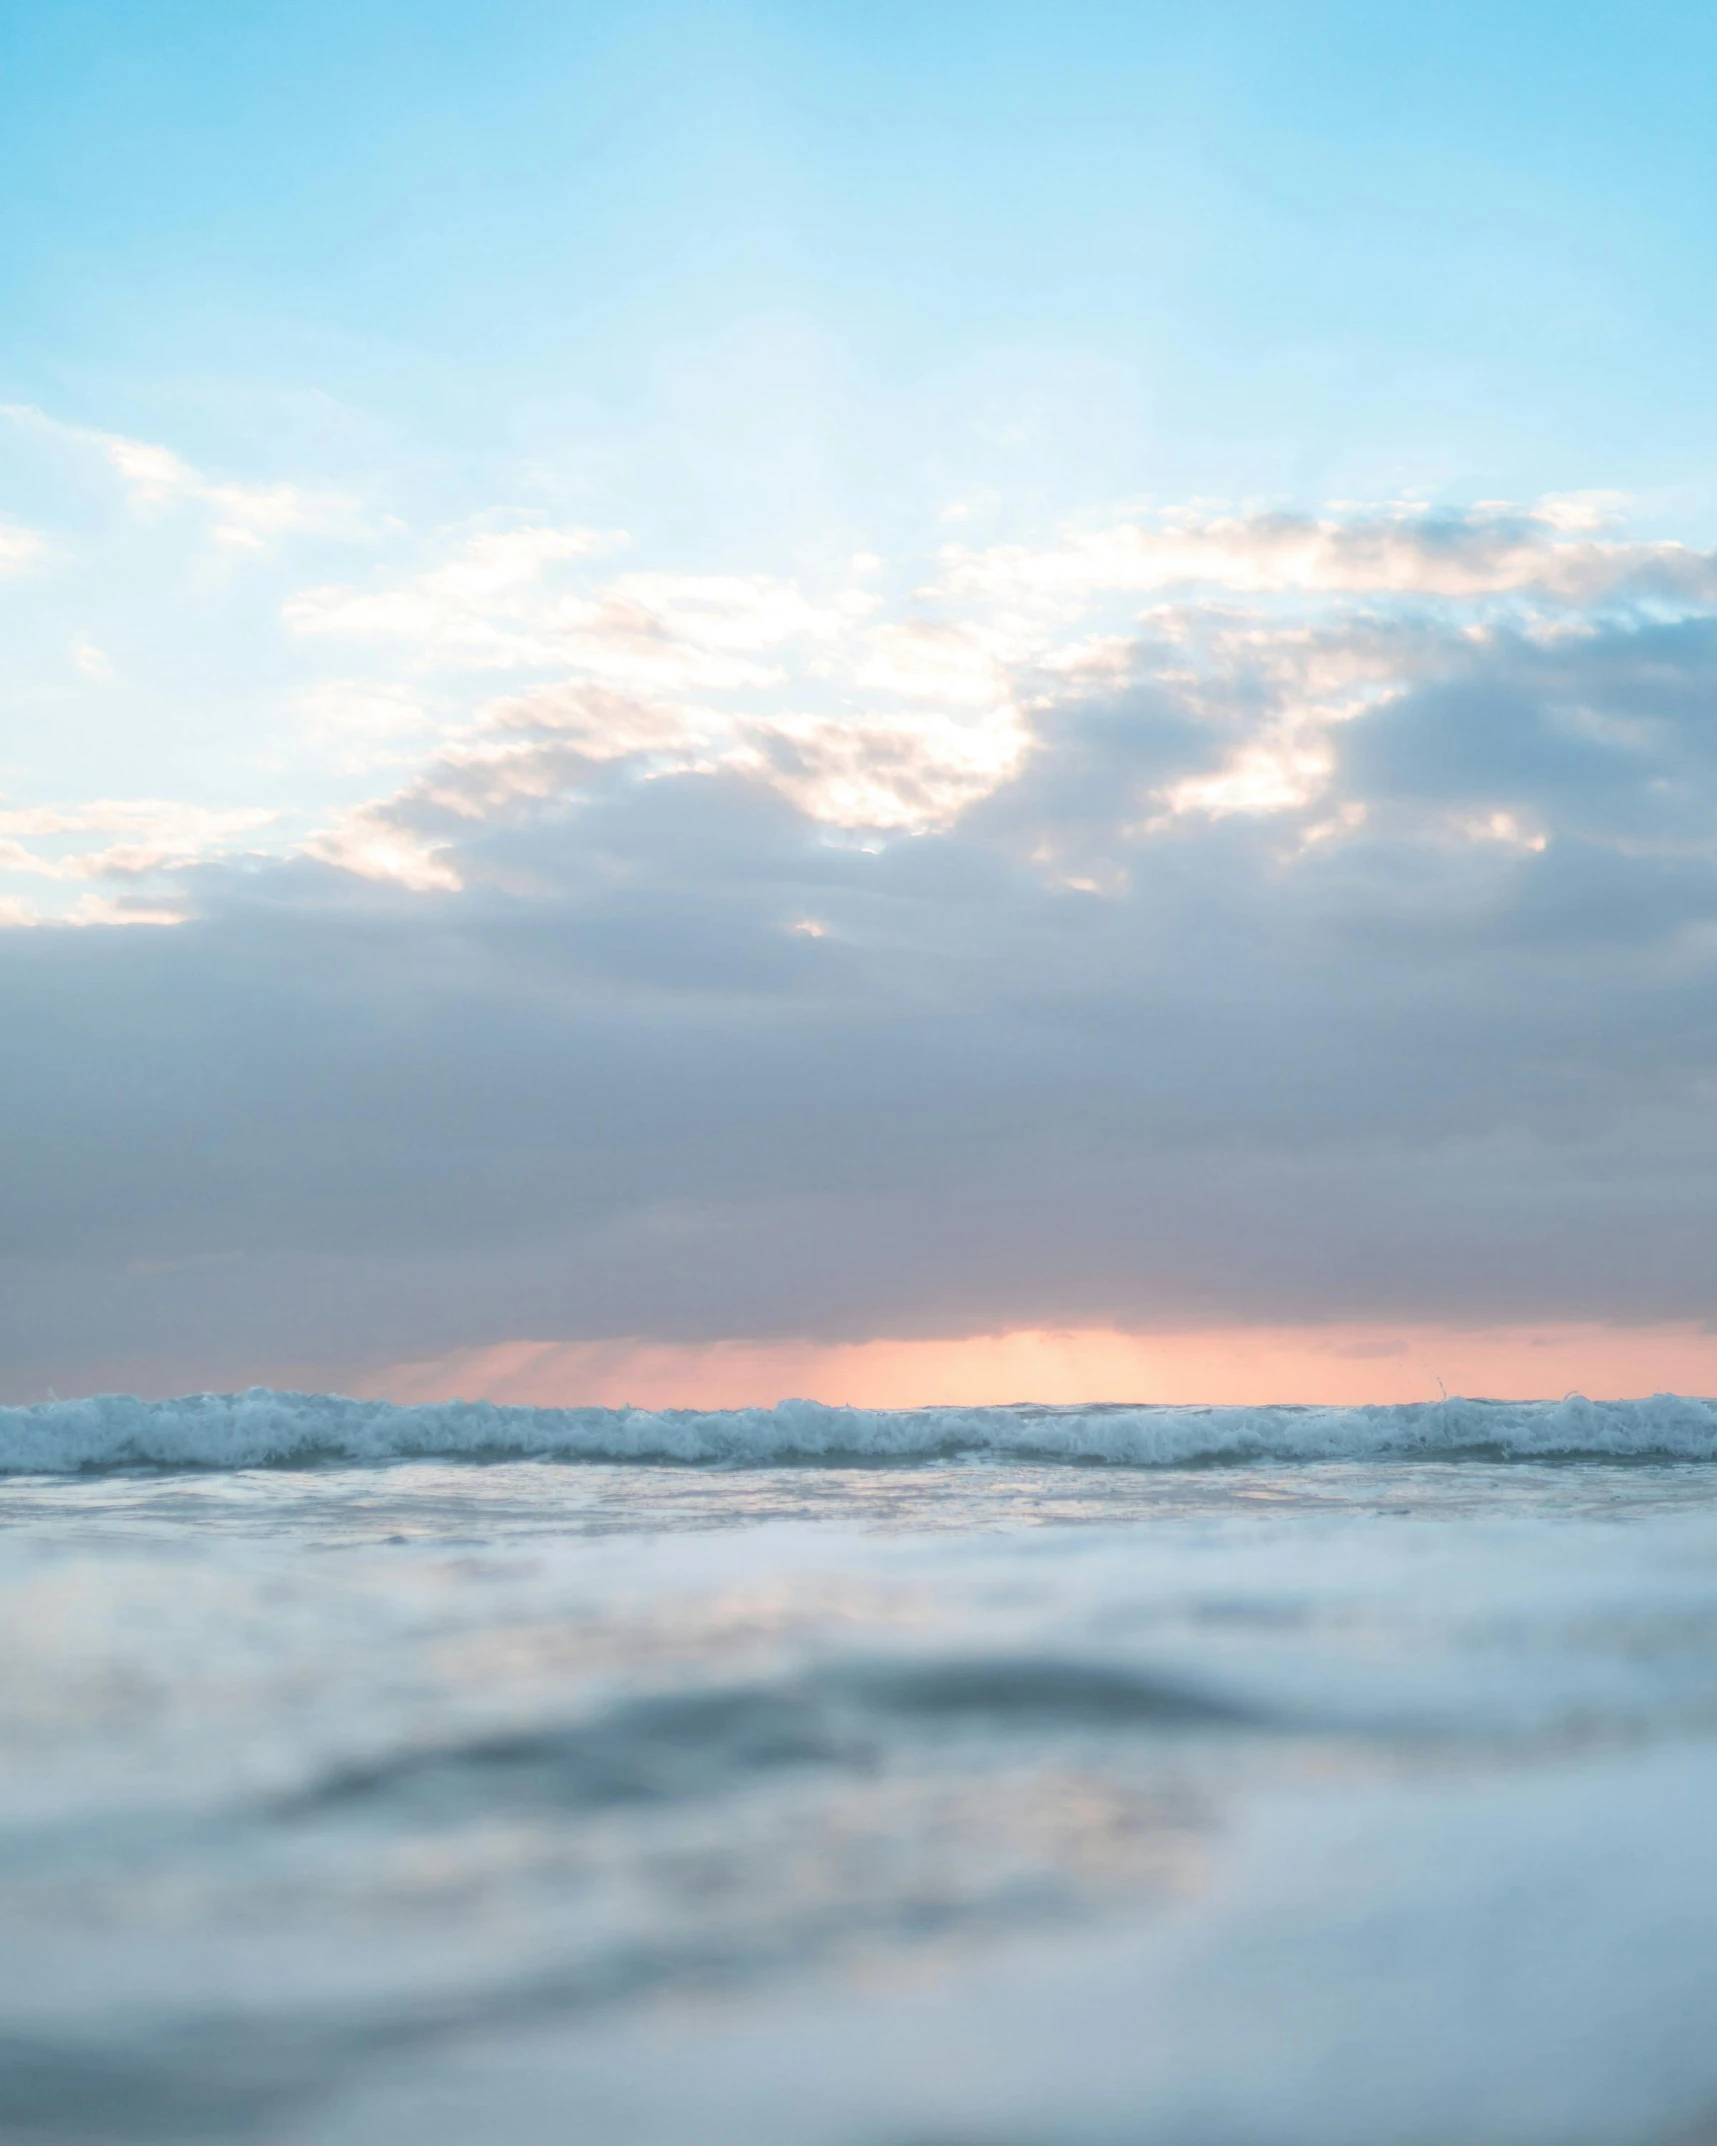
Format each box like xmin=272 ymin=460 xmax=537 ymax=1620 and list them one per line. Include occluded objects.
xmin=3 ymin=1394 xmax=1716 ymax=2144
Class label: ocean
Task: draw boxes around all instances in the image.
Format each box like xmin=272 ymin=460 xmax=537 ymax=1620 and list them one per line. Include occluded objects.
xmin=4 ymin=1389 xmax=1717 ymax=2145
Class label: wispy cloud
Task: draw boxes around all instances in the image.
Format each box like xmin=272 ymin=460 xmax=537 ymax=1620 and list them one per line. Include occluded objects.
xmin=935 ymin=501 xmax=1717 ymax=610
xmin=0 ymin=522 xmax=46 ymax=575
xmin=1 ymin=404 xmax=367 ymax=550
xmin=285 ymin=525 xmax=868 ymax=691
xmin=0 ymin=799 xmax=282 ymax=900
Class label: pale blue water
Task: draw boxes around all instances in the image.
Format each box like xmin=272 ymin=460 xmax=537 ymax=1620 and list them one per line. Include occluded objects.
xmin=4 ymin=1394 xmax=1717 ymax=2144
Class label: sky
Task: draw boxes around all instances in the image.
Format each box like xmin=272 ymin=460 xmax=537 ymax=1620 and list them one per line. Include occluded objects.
xmin=6 ymin=0 xmax=1717 ymax=1404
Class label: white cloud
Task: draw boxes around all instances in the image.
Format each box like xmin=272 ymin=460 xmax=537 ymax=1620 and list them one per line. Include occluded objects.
xmin=264 ymin=495 xmax=1717 ymax=873
xmin=1 ymin=403 xmax=366 ymax=550
xmin=303 ymin=809 xmax=461 ymax=893
xmin=425 ymin=525 xmax=622 ymax=600
xmin=937 ymin=504 xmax=1717 ymax=613
xmin=855 ymin=619 xmax=1007 ymax=706
xmin=287 ymin=525 xmax=620 ymax=647
xmin=0 ymin=800 xmax=282 ymax=888
xmin=61 ymin=892 xmax=194 ymax=927
xmin=1161 ymin=735 xmax=1336 ymax=822
xmin=0 ymin=522 xmax=45 ymax=576
xmin=734 ymin=705 xmax=1031 ymax=828
xmin=286 ymin=533 xmax=869 ymax=695
xmin=300 ymin=680 xmax=437 ymax=772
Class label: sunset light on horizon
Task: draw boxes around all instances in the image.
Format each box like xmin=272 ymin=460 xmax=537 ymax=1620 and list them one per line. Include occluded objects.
xmin=368 ymin=1323 xmax=1717 ymax=1412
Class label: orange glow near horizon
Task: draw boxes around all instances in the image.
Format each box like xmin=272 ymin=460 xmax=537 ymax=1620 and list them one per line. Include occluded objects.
xmin=359 ymin=1322 xmax=1717 ymax=1410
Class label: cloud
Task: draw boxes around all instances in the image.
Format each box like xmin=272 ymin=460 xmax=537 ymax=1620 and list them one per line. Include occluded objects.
xmin=1 ymin=404 xmax=365 ymax=550
xmin=10 ymin=492 xmax=1717 ymax=1392
xmin=0 ymin=522 xmax=45 ymax=575
xmin=0 ymin=800 xmax=282 ymax=899
xmin=284 ymin=525 xmax=616 ymax=652
xmin=855 ymin=618 xmax=1008 ymax=706
xmin=280 ymin=523 xmax=1026 ymax=850
xmin=286 ymin=527 xmax=871 ymax=695
xmin=298 ymin=680 xmax=438 ymax=773
xmin=274 ymin=497 xmax=1717 ymax=869
xmin=936 ymin=502 xmax=1717 ymax=612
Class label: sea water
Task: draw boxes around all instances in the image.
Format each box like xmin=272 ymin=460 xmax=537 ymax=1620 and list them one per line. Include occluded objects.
xmin=3 ymin=1391 xmax=1717 ymax=2145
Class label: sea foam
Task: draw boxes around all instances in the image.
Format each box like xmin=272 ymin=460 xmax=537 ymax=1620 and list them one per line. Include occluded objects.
xmin=3 ymin=1387 xmax=1717 ymax=1473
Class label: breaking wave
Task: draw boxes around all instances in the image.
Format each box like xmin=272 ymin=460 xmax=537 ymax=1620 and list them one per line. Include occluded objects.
xmin=4 ymin=1388 xmax=1717 ymax=1474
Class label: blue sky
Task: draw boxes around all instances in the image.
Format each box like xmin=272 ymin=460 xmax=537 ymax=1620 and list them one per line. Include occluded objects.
xmin=10 ymin=0 xmax=1717 ymax=542
xmin=8 ymin=1 xmax=1717 ymax=1398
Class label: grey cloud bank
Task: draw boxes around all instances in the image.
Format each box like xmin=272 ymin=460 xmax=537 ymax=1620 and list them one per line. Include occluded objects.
xmin=9 ymin=510 xmax=1717 ymax=1396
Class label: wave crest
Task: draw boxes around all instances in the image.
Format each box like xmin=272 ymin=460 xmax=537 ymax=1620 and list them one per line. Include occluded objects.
xmin=3 ymin=1388 xmax=1717 ymax=1474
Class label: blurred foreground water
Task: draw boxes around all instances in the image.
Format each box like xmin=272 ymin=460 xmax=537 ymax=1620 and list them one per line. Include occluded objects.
xmin=3 ymin=1395 xmax=1717 ymax=2144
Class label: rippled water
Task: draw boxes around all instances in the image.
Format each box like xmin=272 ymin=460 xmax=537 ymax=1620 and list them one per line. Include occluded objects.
xmin=4 ymin=1417 xmax=1717 ymax=2143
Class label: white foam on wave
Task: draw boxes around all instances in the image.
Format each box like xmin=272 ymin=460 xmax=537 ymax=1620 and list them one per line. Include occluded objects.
xmin=3 ymin=1387 xmax=1717 ymax=1474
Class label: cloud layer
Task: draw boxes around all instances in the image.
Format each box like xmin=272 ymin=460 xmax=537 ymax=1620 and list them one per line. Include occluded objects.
xmin=7 ymin=476 xmax=1717 ymax=1395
